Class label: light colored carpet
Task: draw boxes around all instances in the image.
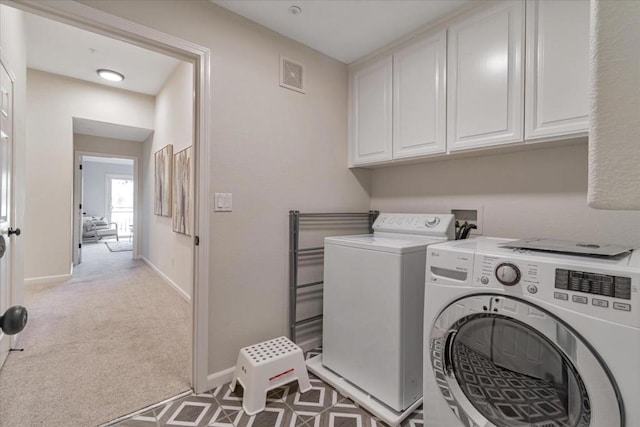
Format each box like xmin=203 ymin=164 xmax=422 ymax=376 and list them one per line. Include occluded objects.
xmin=105 ymin=241 xmax=133 ymax=252
xmin=0 ymin=243 xmax=191 ymax=426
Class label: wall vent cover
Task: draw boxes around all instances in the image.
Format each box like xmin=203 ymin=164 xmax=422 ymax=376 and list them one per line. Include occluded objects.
xmin=280 ymin=56 xmax=305 ymax=93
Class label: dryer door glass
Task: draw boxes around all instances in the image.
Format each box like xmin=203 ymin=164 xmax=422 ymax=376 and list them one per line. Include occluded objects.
xmin=430 ymin=295 xmax=622 ymax=427
xmin=450 ymin=314 xmax=589 ymax=426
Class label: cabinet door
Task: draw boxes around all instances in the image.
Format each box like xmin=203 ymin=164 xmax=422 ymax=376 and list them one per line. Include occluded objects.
xmin=393 ymin=31 xmax=447 ymax=159
xmin=349 ymin=57 xmax=393 ymax=166
xmin=525 ymin=0 xmax=590 ymax=140
xmin=447 ymin=1 xmax=525 ymax=151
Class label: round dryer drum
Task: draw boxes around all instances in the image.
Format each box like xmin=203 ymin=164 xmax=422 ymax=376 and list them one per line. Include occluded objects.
xmin=429 ymin=294 xmax=623 ymax=427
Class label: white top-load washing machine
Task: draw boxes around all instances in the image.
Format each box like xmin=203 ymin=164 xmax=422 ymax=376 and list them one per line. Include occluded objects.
xmin=322 ymin=213 xmax=455 ymax=413
xmin=423 ymin=237 xmax=640 ymax=427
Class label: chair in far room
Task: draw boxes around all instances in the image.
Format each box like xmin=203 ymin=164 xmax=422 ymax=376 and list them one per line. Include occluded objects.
xmin=82 ymin=215 xmax=119 ymax=243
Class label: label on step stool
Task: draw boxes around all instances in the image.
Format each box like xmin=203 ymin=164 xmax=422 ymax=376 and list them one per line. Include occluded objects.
xmin=269 ymin=368 xmax=294 ymax=381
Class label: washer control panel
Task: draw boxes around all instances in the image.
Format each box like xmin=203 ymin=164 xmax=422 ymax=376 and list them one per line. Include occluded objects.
xmin=373 ymin=213 xmax=455 ymax=239
xmin=555 ymin=269 xmax=631 ymax=300
xmin=474 ymin=256 xmax=637 ymax=327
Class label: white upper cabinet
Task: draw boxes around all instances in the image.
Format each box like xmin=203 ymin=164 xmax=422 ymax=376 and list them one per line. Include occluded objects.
xmin=393 ymin=31 xmax=447 ymax=159
xmin=350 ymin=56 xmax=393 ymax=166
xmin=525 ymin=0 xmax=590 ymax=140
xmin=447 ymin=1 xmax=525 ymax=151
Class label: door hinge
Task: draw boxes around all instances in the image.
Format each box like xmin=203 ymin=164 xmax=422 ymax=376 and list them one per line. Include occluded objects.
xmin=194 ymin=236 xmax=200 ymax=246
xmin=79 ymin=243 xmax=82 ymax=249
xmin=79 ymin=164 xmax=83 ymax=170
xmin=79 ymin=203 xmax=82 ymax=210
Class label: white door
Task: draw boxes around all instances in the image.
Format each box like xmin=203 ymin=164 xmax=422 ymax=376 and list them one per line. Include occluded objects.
xmin=0 ymin=58 xmax=15 ymax=369
xmin=525 ymin=0 xmax=590 ymax=141
xmin=447 ymin=0 xmax=525 ymax=151
xmin=349 ymin=56 xmax=393 ymax=166
xmin=393 ymin=31 xmax=447 ymax=159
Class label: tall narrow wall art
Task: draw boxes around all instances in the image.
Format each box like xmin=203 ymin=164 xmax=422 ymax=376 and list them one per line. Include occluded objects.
xmin=154 ymin=144 xmax=173 ymax=216
xmin=172 ymin=146 xmax=193 ymax=235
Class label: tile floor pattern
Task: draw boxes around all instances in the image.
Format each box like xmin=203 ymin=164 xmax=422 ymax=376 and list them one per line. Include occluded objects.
xmin=115 ymin=349 xmax=424 ymax=427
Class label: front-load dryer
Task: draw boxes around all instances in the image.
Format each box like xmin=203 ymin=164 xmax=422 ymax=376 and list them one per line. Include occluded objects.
xmin=321 ymin=213 xmax=454 ymax=413
xmin=424 ymin=237 xmax=640 ymax=427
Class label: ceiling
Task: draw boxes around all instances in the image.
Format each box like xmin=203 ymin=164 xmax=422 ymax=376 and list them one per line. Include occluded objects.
xmin=73 ymin=118 xmax=153 ymax=142
xmin=24 ymin=12 xmax=182 ymax=95
xmin=212 ymin=0 xmax=471 ymax=63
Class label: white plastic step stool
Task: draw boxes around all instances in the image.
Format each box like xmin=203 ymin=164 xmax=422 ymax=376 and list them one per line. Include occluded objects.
xmin=230 ymin=336 xmax=312 ymax=415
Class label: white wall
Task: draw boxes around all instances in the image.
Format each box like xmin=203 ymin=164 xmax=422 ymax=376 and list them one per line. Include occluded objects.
xmin=0 ymin=5 xmax=27 ymax=306
xmin=142 ymin=61 xmax=194 ymax=299
xmin=80 ymin=0 xmax=372 ymax=374
xmin=82 ymin=161 xmax=134 ymax=217
xmin=588 ymin=0 xmax=640 ymax=210
xmin=371 ymin=143 xmax=640 ymax=246
xmin=25 ymin=70 xmax=154 ymax=280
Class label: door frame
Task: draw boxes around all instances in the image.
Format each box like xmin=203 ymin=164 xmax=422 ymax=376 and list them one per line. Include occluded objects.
xmin=0 ymin=47 xmax=17 ymax=367
xmin=73 ymin=152 xmax=139 ymax=263
xmin=8 ymin=0 xmax=212 ymax=393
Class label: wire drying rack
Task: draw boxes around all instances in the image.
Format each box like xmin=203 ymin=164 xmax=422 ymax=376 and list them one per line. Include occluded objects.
xmin=288 ymin=210 xmax=379 ymax=343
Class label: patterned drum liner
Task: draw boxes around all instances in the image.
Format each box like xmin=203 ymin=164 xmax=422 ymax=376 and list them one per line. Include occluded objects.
xmin=430 ymin=313 xmax=592 ymax=427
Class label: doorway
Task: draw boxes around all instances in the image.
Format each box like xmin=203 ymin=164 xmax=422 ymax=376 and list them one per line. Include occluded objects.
xmin=75 ymin=154 xmax=136 ymax=265
xmin=0 ymin=1 xmax=211 ymax=424
xmin=3 ymin=0 xmax=211 ymax=402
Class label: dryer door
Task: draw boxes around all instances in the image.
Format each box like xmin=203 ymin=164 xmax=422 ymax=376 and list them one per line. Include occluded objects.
xmin=429 ymin=294 xmax=622 ymax=427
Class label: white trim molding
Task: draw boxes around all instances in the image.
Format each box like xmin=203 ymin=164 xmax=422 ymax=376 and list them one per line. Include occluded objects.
xmin=205 ymin=367 xmax=236 ymax=392
xmin=5 ymin=0 xmax=212 ymax=394
xmin=141 ymin=256 xmax=191 ymax=302
xmin=24 ymin=274 xmax=72 ymax=286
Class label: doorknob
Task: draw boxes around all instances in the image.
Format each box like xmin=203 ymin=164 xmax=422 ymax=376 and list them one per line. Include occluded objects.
xmin=8 ymin=227 xmax=21 ymax=236
xmin=0 ymin=305 xmax=28 ymax=335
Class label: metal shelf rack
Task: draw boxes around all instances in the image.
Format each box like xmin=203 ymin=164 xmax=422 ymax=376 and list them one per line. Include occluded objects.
xmin=288 ymin=210 xmax=379 ymax=343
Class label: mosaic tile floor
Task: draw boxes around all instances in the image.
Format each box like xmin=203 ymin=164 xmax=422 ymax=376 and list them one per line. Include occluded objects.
xmin=112 ymin=349 xmax=424 ymax=427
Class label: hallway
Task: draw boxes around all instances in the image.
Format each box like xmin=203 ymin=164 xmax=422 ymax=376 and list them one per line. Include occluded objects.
xmin=0 ymin=243 xmax=190 ymax=426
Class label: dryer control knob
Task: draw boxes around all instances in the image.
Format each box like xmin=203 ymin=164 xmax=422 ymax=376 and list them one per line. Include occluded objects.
xmin=425 ymin=217 xmax=440 ymax=227
xmin=495 ymin=263 xmax=521 ymax=286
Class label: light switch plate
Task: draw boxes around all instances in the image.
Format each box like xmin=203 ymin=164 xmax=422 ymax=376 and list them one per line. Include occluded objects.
xmin=214 ymin=193 xmax=232 ymax=212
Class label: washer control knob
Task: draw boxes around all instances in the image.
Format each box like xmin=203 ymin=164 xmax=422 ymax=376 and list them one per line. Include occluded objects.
xmin=495 ymin=263 xmax=521 ymax=286
xmin=425 ymin=217 xmax=440 ymax=227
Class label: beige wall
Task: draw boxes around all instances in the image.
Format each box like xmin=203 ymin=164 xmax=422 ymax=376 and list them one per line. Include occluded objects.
xmin=75 ymin=134 xmax=144 ymax=159
xmin=79 ymin=0 xmax=372 ymax=374
xmin=141 ymin=61 xmax=194 ymax=299
xmin=371 ymin=142 xmax=640 ymax=246
xmin=0 ymin=5 xmax=27 ymax=306
xmin=25 ymin=70 xmax=155 ymax=279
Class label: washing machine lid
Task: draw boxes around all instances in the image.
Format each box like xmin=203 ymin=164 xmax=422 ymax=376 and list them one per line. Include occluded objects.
xmin=436 ymin=237 xmax=638 ymax=268
xmin=325 ymin=233 xmax=446 ymax=254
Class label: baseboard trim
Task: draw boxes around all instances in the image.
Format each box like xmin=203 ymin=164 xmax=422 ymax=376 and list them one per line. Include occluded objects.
xmin=297 ymin=336 xmax=322 ymax=353
xmin=24 ymin=274 xmax=71 ymax=285
xmin=140 ymin=256 xmax=191 ymax=302
xmin=205 ymin=367 xmax=235 ymax=391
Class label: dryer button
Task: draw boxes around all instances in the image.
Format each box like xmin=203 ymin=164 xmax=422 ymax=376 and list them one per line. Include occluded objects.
xmin=527 ymin=285 xmax=538 ymax=294
xmin=613 ymin=302 xmax=631 ymax=312
xmin=554 ymin=292 xmax=568 ymax=301
xmin=592 ymin=298 xmax=609 ymax=308
xmin=572 ymin=295 xmax=588 ymax=304
xmin=481 ymin=276 xmax=489 ymax=285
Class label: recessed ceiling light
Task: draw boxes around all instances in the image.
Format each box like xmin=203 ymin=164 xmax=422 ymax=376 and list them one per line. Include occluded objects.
xmin=288 ymin=5 xmax=302 ymax=15
xmin=97 ymin=69 xmax=125 ymax=82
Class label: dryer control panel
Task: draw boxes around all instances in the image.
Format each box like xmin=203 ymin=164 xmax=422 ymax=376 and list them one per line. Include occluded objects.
xmin=426 ymin=237 xmax=640 ymax=328
xmin=373 ymin=213 xmax=455 ymax=239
